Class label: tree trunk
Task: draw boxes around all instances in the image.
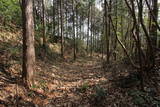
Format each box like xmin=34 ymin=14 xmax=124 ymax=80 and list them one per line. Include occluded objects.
xmin=87 ymin=3 xmax=90 ymax=54
xmin=65 ymin=4 xmax=68 ymax=38
xmin=42 ymin=0 xmax=46 ymax=49
xmin=90 ymin=4 xmax=93 ymax=56
xmin=72 ymin=0 xmax=76 ymax=60
xmin=113 ymin=0 xmax=117 ymax=60
xmin=52 ymin=0 xmax=55 ymax=37
xmin=22 ymin=0 xmax=35 ymax=87
xmin=57 ymin=0 xmax=60 ymax=37
xmin=150 ymin=0 xmax=158 ymax=47
xmin=80 ymin=16 xmax=82 ymax=40
xmin=33 ymin=0 xmax=36 ymax=28
xmin=60 ymin=0 xmax=64 ymax=58
xmin=104 ymin=0 xmax=110 ymax=64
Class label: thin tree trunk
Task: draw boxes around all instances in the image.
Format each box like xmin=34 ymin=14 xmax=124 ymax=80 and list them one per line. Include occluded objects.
xmin=149 ymin=0 xmax=158 ymax=47
xmin=42 ymin=0 xmax=46 ymax=49
xmin=72 ymin=0 xmax=76 ymax=60
xmin=57 ymin=0 xmax=60 ymax=37
xmin=87 ymin=3 xmax=90 ymax=53
xmin=65 ymin=4 xmax=68 ymax=38
xmin=90 ymin=4 xmax=93 ymax=56
xmin=52 ymin=0 xmax=55 ymax=37
xmin=80 ymin=16 xmax=82 ymax=40
xmin=113 ymin=0 xmax=117 ymax=60
xmin=60 ymin=0 xmax=64 ymax=58
xmin=104 ymin=0 xmax=109 ymax=64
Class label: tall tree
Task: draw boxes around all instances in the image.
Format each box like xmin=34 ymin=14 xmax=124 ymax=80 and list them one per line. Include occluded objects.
xmin=42 ymin=0 xmax=46 ymax=49
xmin=60 ymin=0 xmax=64 ymax=57
xmin=57 ymin=0 xmax=60 ymax=37
xmin=87 ymin=2 xmax=90 ymax=53
xmin=104 ymin=0 xmax=110 ymax=64
xmin=149 ymin=0 xmax=158 ymax=48
xmin=90 ymin=3 xmax=93 ymax=56
xmin=22 ymin=0 xmax=35 ymax=87
xmin=72 ymin=0 xmax=76 ymax=60
xmin=113 ymin=0 xmax=117 ymax=60
xmin=52 ymin=0 xmax=56 ymax=37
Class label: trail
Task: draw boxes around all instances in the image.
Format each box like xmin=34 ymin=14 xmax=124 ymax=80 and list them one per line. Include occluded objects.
xmin=36 ymin=57 xmax=109 ymax=106
xmin=31 ymin=57 xmax=137 ymax=107
xmin=0 ymin=56 xmax=134 ymax=107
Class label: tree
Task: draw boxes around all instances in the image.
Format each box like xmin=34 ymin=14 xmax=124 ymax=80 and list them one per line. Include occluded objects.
xmin=52 ymin=0 xmax=56 ymax=37
xmin=104 ymin=0 xmax=110 ymax=63
xmin=42 ymin=0 xmax=46 ymax=49
xmin=60 ymin=0 xmax=64 ymax=58
xmin=90 ymin=3 xmax=93 ymax=56
xmin=149 ymin=0 xmax=158 ymax=48
xmin=87 ymin=2 xmax=90 ymax=54
xmin=21 ymin=0 xmax=35 ymax=87
xmin=72 ymin=0 xmax=76 ymax=60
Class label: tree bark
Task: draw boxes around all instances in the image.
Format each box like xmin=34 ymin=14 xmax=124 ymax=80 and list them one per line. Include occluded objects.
xmin=149 ymin=0 xmax=158 ymax=47
xmin=72 ymin=0 xmax=76 ymax=60
xmin=22 ymin=0 xmax=35 ymax=87
xmin=42 ymin=0 xmax=46 ymax=49
xmin=60 ymin=0 xmax=64 ymax=58
xmin=104 ymin=0 xmax=110 ymax=64
xmin=87 ymin=3 xmax=90 ymax=54
xmin=90 ymin=4 xmax=93 ymax=56
xmin=52 ymin=0 xmax=55 ymax=37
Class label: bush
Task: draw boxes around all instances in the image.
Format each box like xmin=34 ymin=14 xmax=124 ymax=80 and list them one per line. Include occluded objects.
xmin=128 ymin=90 xmax=160 ymax=106
xmin=79 ymin=82 xmax=89 ymax=92
xmin=0 ymin=0 xmax=21 ymax=27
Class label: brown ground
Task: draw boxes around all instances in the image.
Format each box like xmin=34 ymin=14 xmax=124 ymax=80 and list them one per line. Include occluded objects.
xmin=0 ymin=55 xmax=137 ymax=107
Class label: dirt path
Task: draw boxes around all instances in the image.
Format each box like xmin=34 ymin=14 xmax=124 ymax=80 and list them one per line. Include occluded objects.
xmin=0 ymin=56 xmax=137 ymax=107
xmin=36 ymin=57 xmax=110 ymax=106
xmin=32 ymin=57 xmax=136 ymax=107
xmin=0 ymin=56 xmax=113 ymax=107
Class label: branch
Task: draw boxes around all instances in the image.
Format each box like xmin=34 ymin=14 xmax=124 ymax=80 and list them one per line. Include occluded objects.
xmin=145 ymin=0 xmax=160 ymax=31
xmin=106 ymin=1 xmax=140 ymax=69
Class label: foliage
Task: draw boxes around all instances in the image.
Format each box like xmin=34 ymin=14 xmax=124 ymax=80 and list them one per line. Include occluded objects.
xmin=90 ymin=85 xmax=107 ymax=106
xmin=128 ymin=90 xmax=160 ymax=106
xmin=79 ymin=82 xmax=89 ymax=92
xmin=94 ymin=86 xmax=107 ymax=99
xmin=27 ymin=91 xmax=35 ymax=97
xmin=76 ymin=38 xmax=86 ymax=53
xmin=119 ymin=73 xmax=140 ymax=88
xmin=38 ymin=80 xmax=48 ymax=91
xmin=31 ymin=84 xmax=39 ymax=89
xmin=0 ymin=0 xmax=21 ymax=26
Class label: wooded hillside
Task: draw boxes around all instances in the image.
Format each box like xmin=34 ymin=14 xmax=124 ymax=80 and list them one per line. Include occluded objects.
xmin=0 ymin=0 xmax=160 ymax=106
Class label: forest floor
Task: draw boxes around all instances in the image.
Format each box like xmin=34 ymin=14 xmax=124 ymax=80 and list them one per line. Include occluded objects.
xmin=0 ymin=55 xmax=135 ymax=107
xmin=0 ymin=29 xmax=160 ymax=107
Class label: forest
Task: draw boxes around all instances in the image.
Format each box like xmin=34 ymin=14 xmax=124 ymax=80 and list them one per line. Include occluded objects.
xmin=0 ymin=0 xmax=160 ymax=106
